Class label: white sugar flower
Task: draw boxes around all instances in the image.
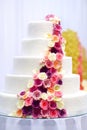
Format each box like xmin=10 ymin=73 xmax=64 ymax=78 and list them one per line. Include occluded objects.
xmin=48 ymin=53 xmax=56 ymax=61
xmin=41 ymin=93 xmax=48 ymax=100
xmin=32 ymin=68 xmax=39 ymax=74
xmin=38 ymin=72 xmax=47 ymax=80
xmin=16 ymin=100 xmax=25 ymax=109
xmin=48 ymin=41 xmax=55 ymax=47
xmin=57 ymin=101 xmax=64 ymax=109
xmin=27 ymin=80 xmax=34 ymax=88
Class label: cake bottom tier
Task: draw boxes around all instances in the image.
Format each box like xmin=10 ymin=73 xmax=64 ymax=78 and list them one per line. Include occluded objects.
xmin=0 ymin=91 xmax=87 ymax=117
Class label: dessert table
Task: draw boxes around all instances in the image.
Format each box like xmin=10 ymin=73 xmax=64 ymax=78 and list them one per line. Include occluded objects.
xmin=0 ymin=113 xmax=87 ymax=130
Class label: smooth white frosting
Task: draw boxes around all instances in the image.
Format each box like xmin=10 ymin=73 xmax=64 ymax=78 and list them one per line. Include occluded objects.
xmin=0 ymin=92 xmax=17 ymax=114
xmin=62 ymin=74 xmax=80 ymax=95
xmin=63 ymin=91 xmax=87 ymax=116
xmin=28 ymin=21 xmax=53 ymax=38
xmin=21 ymin=38 xmax=49 ymax=57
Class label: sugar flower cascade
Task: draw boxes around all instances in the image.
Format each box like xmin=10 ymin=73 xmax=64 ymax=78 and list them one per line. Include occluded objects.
xmin=14 ymin=15 xmax=67 ymax=118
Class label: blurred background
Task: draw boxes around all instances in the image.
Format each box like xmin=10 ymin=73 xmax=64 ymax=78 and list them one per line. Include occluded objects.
xmin=0 ymin=0 xmax=87 ymax=89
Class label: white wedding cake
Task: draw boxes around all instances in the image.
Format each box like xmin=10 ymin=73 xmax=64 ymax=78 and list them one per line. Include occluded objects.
xmin=0 ymin=15 xmax=87 ymax=118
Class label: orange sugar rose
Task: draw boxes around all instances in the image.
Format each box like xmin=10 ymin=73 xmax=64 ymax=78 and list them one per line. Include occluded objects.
xmin=48 ymin=87 xmax=54 ymax=94
xmin=53 ymin=60 xmax=62 ymax=69
xmin=16 ymin=109 xmax=23 ymax=117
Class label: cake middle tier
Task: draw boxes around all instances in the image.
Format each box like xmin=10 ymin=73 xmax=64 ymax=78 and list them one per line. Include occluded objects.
xmin=13 ymin=56 xmax=72 ymax=75
xmin=5 ymin=74 xmax=80 ymax=95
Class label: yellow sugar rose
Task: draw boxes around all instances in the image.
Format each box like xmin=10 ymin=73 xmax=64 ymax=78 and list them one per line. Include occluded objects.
xmin=54 ymin=97 xmax=62 ymax=102
xmin=54 ymin=85 xmax=60 ymax=91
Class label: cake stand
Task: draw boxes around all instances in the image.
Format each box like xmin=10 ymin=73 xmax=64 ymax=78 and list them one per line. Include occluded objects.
xmin=0 ymin=113 xmax=87 ymax=130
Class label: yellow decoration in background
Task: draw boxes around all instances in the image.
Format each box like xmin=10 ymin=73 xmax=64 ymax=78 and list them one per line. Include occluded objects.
xmin=62 ymin=29 xmax=80 ymax=74
xmin=82 ymin=47 xmax=87 ymax=79
xmin=62 ymin=29 xmax=87 ymax=90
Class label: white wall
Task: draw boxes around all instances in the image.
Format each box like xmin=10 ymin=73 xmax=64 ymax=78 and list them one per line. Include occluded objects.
xmin=0 ymin=0 xmax=87 ymax=89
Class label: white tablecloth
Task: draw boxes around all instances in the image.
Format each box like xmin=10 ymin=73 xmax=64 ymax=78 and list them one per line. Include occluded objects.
xmin=0 ymin=114 xmax=87 ymax=130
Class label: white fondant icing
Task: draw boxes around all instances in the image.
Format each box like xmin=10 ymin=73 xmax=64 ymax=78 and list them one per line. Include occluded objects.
xmin=63 ymin=91 xmax=87 ymax=116
xmin=28 ymin=21 xmax=53 ymax=38
xmin=62 ymin=74 xmax=80 ymax=95
xmin=5 ymin=74 xmax=30 ymax=94
xmin=0 ymin=92 xmax=17 ymax=114
xmin=21 ymin=38 xmax=49 ymax=57
xmin=5 ymin=74 xmax=79 ymax=95
xmin=13 ymin=56 xmax=72 ymax=75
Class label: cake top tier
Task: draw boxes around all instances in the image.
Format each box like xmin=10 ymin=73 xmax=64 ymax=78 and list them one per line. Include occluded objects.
xmin=28 ymin=21 xmax=53 ymax=38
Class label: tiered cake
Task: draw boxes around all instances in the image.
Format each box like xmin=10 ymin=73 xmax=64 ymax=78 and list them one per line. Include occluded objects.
xmin=0 ymin=15 xmax=87 ymax=118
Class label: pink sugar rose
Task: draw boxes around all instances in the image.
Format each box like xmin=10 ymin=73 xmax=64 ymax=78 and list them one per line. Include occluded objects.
xmin=45 ymin=59 xmax=53 ymax=68
xmin=54 ymin=42 xmax=61 ymax=50
xmin=56 ymin=53 xmax=63 ymax=61
xmin=44 ymin=56 xmax=48 ymax=60
xmin=34 ymin=78 xmax=42 ymax=86
xmin=45 ymin=14 xmax=55 ymax=21
xmin=50 ymin=67 xmax=56 ymax=74
xmin=50 ymin=74 xmax=58 ymax=83
xmin=53 ymin=29 xmax=60 ymax=36
xmin=53 ymin=24 xmax=62 ymax=32
xmin=53 ymin=24 xmax=61 ymax=36
xmin=55 ymin=91 xmax=62 ymax=98
xmin=41 ymin=109 xmax=49 ymax=118
xmin=33 ymin=74 xmax=38 ymax=79
xmin=32 ymin=90 xmax=41 ymax=100
xmin=59 ymin=36 xmax=65 ymax=44
xmin=47 ymin=95 xmax=54 ymax=101
xmin=43 ymin=79 xmax=51 ymax=88
xmin=25 ymin=97 xmax=33 ymax=106
xmin=29 ymin=86 xmax=37 ymax=92
xmin=40 ymin=100 xmax=49 ymax=110
xmin=49 ymin=101 xmax=57 ymax=110
xmin=49 ymin=109 xmax=58 ymax=118
xmin=28 ymin=92 xmax=33 ymax=97
xmin=57 ymin=74 xmax=62 ymax=79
